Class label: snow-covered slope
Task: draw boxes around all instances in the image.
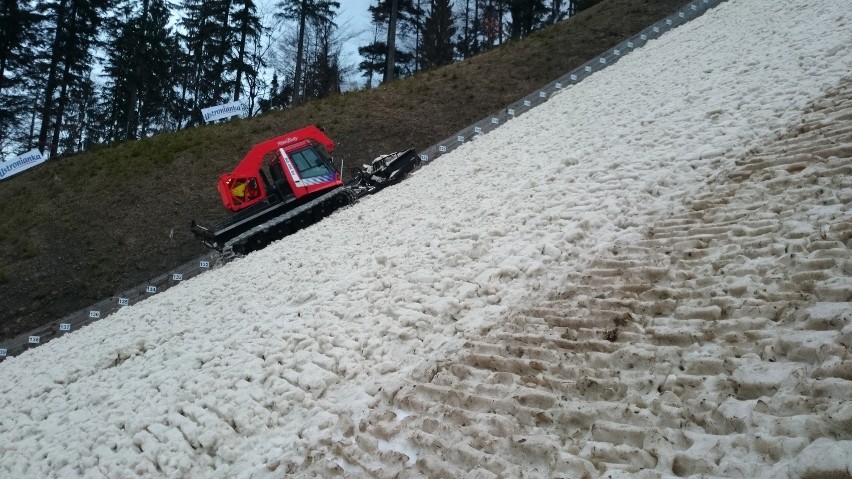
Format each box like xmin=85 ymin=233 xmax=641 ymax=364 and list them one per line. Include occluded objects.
xmin=1 ymin=0 xmax=850 ymax=477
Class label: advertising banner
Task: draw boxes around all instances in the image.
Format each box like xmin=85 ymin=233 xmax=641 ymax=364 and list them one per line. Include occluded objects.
xmin=201 ymin=101 xmax=243 ymax=123
xmin=0 ymin=149 xmax=46 ymax=181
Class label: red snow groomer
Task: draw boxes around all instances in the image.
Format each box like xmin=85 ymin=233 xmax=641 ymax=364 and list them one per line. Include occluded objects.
xmin=191 ymin=125 xmax=419 ymax=255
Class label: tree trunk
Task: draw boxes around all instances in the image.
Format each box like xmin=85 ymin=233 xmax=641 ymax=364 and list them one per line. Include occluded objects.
xmin=234 ymin=1 xmax=250 ymax=101
xmin=292 ymin=0 xmax=307 ymax=103
xmin=126 ymin=0 xmax=150 ymax=140
xmin=50 ymin=56 xmax=72 ymax=157
xmin=27 ymin=96 xmax=38 ymax=149
xmin=414 ymin=0 xmax=421 ymax=72
xmin=49 ymin=0 xmax=80 ymax=158
xmin=37 ymin=0 xmax=69 ymax=154
xmin=498 ymin=0 xmax=504 ymax=44
xmin=384 ymin=0 xmax=398 ymax=82
xmin=471 ymin=0 xmax=478 ymax=54
xmin=463 ymin=0 xmax=470 ymax=57
xmin=213 ymin=0 xmax=232 ymax=100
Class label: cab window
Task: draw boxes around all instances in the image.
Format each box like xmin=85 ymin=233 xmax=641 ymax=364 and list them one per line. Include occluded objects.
xmin=290 ymin=147 xmax=333 ymax=179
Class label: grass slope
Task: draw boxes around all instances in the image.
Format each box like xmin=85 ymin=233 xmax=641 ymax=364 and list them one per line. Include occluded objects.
xmin=0 ymin=0 xmax=689 ymax=340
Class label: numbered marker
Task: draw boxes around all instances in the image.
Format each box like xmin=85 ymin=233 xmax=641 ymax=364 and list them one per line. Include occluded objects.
xmin=118 ymin=297 xmax=129 ymax=306
xmin=641 ymin=34 xmax=647 ymax=40
xmin=491 ymin=117 xmax=499 ymax=124
xmin=508 ymin=109 xmax=515 ymax=116
xmin=627 ymin=41 xmax=634 ymax=48
xmin=523 ymin=100 xmax=531 ymax=107
xmin=666 ymin=19 xmax=672 ymax=25
xmin=29 ymin=336 xmax=40 ymax=344
xmin=691 ymin=4 xmax=698 ymax=10
xmin=599 ymin=58 xmax=607 ymax=65
xmin=172 ymin=273 xmax=183 ymax=281
xmin=146 ymin=286 xmax=157 ymax=294
xmin=653 ymin=26 xmax=660 ymax=33
xmin=614 ymin=49 xmax=621 ymax=56
xmin=60 ymin=323 xmax=71 ymax=332
xmin=679 ymin=12 xmax=685 ymax=18
xmin=439 ymin=145 xmax=447 ymax=152
xmin=474 ymin=127 xmax=482 ymax=134
xmin=457 ymin=135 xmax=464 ymax=142
xmin=199 ymin=261 xmax=210 ymax=268
xmin=420 ymin=154 xmax=428 ymax=162
xmin=555 ymin=83 xmax=562 ymax=89
xmin=570 ymin=74 xmax=578 ymax=81
xmin=0 ymin=349 xmax=6 ymax=357
xmin=584 ymin=66 xmax=592 ymax=73
xmin=89 ymin=310 xmax=100 ymax=319
xmin=539 ymin=91 xmax=546 ymax=98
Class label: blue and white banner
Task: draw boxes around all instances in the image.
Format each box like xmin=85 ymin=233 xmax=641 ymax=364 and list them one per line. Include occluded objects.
xmin=0 ymin=149 xmax=45 ymax=181
xmin=201 ymin=101 xmax=243 ymax=123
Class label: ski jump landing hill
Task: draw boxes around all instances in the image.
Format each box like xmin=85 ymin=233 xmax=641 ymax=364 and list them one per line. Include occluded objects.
xmin=0 ymin=0 xmax=850 ymax=477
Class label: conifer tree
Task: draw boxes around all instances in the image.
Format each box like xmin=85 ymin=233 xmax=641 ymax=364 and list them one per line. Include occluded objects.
xmin=0 ymin=1 xmax=41 ymax=156
xmin=103 ymin=0 xmax=177 ymax=141
xmin=359 ymin=0 xmax=422 ymax=82
xmin=275 ymin=0 xmax=339 ymax=103
xmin=36 ymin=0 xmax=113 ymax=157
xmin=232 ymin=0 xmax=263 ymax=102
xmin=419 ymin=0 xmax=456 ymax=69
xmin=506 ymin=0 xmax=547 ymax=40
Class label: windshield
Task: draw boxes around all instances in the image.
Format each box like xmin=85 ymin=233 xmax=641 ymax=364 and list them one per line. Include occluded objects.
xmin=290 ymin=147 xmax=333 ymax=179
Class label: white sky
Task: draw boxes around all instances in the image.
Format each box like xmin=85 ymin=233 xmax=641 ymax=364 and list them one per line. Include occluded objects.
xmin=2 ymin=0 xmax=851 ymax=476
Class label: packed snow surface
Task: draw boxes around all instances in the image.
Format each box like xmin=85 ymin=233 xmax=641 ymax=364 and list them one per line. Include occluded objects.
xmin=1 ymin=0 xmax=851 ymax=477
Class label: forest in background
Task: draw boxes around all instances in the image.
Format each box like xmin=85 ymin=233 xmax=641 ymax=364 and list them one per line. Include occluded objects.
xmin=0 ymin=0 xmax=601 ymax=161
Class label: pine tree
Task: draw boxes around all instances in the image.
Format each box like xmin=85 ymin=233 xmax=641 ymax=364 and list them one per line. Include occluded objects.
xmin=179 ymin=0 xmax=235 ymax=125
xmin=359 ymin=0 xmax=422 ymax=82
xmin=358 ymin=40 xmax=384 ymax=88
xmin=275 ymin=0 xmax=339 ymax=103
xmin=419 ymin=0 xmax=456 ymax=69
xmin=102 ymin=0 xmax=177 ymax=141
xmin=506 ymin=0 xmax=547 ymax=40
xmin=231 ymin=0 xmax=262 ymax=102
xmin=384 ymin=0 xmax=398 ymax=81
xmin=35 ymin=0 xmax=113 ymax=158
xmin=479 ymin=0 xmax=503 ymax=48
xmin=302 ymin=20 xmax=342 ymax=99
xmin=0 ymin=1 xmax=42 ymax=156
xmin=548 ymin=0 xmax=569 ymax=23
xmin=574 ymin=0 xmax=601 ymax=13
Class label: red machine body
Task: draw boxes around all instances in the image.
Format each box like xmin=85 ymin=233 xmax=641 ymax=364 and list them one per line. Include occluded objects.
xmin=216 ymin=125 xmax=343 ymax=212
xmin=192 ymin=125 xmax=420 ymax=255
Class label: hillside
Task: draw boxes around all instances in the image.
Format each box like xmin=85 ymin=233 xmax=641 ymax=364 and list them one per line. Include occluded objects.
xmin=0 ymin=0 xmax=849 ymax=475
xmin=0 ymin=0 xmax=689 ymax=340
